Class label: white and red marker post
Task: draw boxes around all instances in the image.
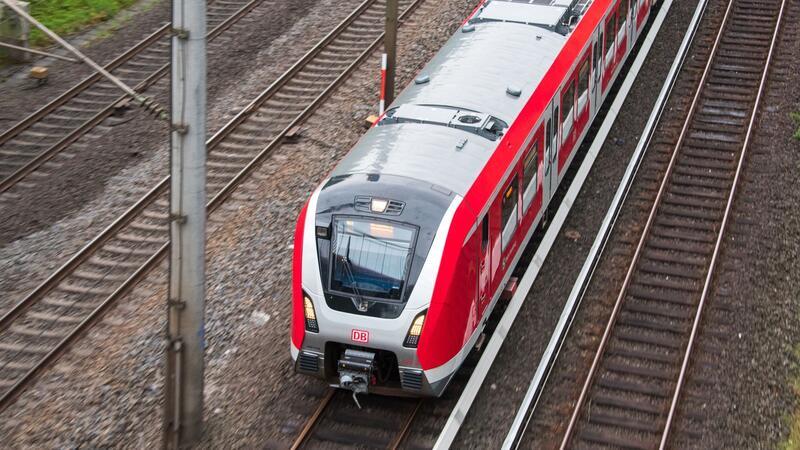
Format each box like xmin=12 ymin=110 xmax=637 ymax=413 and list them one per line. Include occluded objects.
xmin=380 ymin=53 xmax=388 ymax=115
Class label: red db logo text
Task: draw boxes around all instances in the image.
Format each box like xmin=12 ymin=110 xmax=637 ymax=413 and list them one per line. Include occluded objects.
xmin=351 ymin=329 xmax=369 ymax=343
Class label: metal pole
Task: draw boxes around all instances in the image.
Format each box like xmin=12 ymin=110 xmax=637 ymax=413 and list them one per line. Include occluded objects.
xmin=0 ymin=0 xmax=165 ymax=118
xmin=163 ymin=0 xmax=206 ymax=447
xmin=384 ymin=0 xmax=398 ymax=106
xmin=0 ymin=41 xmax=78 ymax=62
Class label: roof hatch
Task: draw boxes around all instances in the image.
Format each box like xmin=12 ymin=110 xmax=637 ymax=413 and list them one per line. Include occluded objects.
xmin=474 ymin=0 xmax=568 ymax=29
xmin=471 ymin=0 xmax=592 ymax=34
xmin=379 ymin=104 xmax=508 ymax=141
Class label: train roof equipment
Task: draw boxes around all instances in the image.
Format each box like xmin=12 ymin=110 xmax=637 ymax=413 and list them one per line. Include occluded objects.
xmin=333 ymin=0 xmax=594 ymax=199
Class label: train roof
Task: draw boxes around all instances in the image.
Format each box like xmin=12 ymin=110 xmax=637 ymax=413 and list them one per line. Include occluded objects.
xmin=331 ymin=124 xmax=495 ymax=196
xmin=392 ymin=18 xmax=567 ymax=122
xmin=331 ymin=0 xmax=590 ymax=198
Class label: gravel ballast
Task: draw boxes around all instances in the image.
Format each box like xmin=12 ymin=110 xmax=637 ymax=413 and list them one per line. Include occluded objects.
xmin=2 ymin=0 xmax=797 ymax=447
xmin=0 ymin=0 xmax=343 ymax=310
xmin=0 ymin=0 xmax=170 ymax=121
xmin=668 ymin=1 xmax=800 ymax=446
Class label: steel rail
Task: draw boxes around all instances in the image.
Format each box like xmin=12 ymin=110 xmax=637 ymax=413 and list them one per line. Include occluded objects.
xmin=0 ymin=0 xmax=384 ymax=329
xmin=389 ymin=399 xmax=423 ymax=450
xmin=558 ymin=0 xmax=784 ymax=446
xmin=0 ymin=0 xmax=425 ymax=413
xmin=498 ymin=0 xmax=710 ymax=446
xmin=205 ymin=0 xmax=380 ymax=149
xmin=0 ymin=0 xmax=402 ymax=331
xmin=0 ymin=24 xmax=170 ymax=147
xmin=290 ymin=389 xmax=422 ymax=450
xmin=290 ymin=389 xmax=336 ymax=450
xmin=1 ymin=0 xmax=160 ymax=113
xmin=0 ymin=0 xmax=266 ymax=194
xmin=558 ymin=0 xmax=735 ymax=445
xmin=658 ymin=0 xmax=787 ymax=446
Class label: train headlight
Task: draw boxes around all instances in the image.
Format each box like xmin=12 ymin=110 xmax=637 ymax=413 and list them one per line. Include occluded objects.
xmin=304 ymin=295 xmax=319 ymax=333
xmin=403 ymin=312 xmax=426 ymax=348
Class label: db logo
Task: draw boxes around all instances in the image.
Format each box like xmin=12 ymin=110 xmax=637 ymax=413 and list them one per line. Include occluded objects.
xmin=351 ymin=329 xmax=369 ymax=343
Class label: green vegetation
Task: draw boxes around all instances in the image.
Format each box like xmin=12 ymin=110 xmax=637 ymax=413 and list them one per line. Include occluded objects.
xmin=781 ymin=345 xmax=800 ymax=450
xmin=27 ymin=0 xmax=138 ymax=46
xmin=792 ymin=112 xmax=800 ymax=140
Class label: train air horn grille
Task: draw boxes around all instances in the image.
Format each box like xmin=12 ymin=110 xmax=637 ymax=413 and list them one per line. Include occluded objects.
xmin=401 ymin=370 xmax=423 ymax=391
xmin=298 ymin=352 xmax=319 ymax=373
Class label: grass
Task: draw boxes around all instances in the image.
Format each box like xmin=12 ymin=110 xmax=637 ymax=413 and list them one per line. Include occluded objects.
xmin=27 ymin=0 xmax=138 ymax=46
xmin=781 ymin=345 xmax=800 ymax=450
xmin=792 ymin=112 xmax=800 ymax=140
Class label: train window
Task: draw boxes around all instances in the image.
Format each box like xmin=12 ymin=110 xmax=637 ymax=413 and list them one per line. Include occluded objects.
xmin=481 ymin=215 xmax=489 ymax=252
xmin=593 ymin=38 xmax=601 ymax=75
xmin=561 ymin=80 xmax=576 ymax=134
xmin=522 ymin=142 xmax=539 ymax=211
xmin=577 ymin=59 xmax=590 ymax=110
xmin=604 ymin=14 xmax=615 ymax=65
xmin=617 ymin=0 xmax=628 ymax=44
xmin=546 ymin=120 xmax=552 ymax=152
xmin=619 ymin=0 xmax=628 ymax=27
xmin=552 ymin=106 xmax=559 ymax=137
xmin=501 ymin=177 xmax=519 ymax=250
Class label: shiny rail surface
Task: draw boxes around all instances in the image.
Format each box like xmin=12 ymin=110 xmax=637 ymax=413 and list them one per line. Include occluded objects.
xmin=0 ymin=0 xmax=266 ymax=194
xmin=290 ymin=388 xmax=423 ymax=449
xmin=0 ymin=0 xmax=423 ymax=414
xmin=558 ymin=0 xmax=787 ymax=448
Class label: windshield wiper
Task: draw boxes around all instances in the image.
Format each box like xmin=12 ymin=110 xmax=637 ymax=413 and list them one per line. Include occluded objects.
xmin=339 ymin=236 xmax=369 ymax=312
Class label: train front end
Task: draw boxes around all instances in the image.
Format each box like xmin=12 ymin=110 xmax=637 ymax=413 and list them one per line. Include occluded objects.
xmin=290 ymin=170 xmax=458 ymax=398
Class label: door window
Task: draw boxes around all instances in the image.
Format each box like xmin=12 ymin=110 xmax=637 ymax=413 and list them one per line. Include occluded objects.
xmin=561 ymin=80 xmax=576 ymax=135
xmin=522 ymin=143 xmax=539 ymax=211
xmin=577 ymin=59 xmax=590 ymax=111
xmin=546 ymin=119 xmax=552 ymax=154
xmin=604 ymin=14 xmax=616 ymax=66
xmin=481 ymin=215 xmax=489 ymax=252
xmin=501 ymin=178 xmax=519 ymax=250
xmin=593 ymin=38 xmax=601 ymax=82
xmin=619 ymin=0 xmax=628 ymax=30
xmin=552 ymin=106 xmax=559 ymax=150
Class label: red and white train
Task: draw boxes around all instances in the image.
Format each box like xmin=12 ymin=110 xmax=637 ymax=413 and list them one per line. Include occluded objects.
xmin=292 ymin=0 xmax=653 ymax=397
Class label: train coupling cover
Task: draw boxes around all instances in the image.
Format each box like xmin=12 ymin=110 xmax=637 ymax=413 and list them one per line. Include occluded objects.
xmin=337 ymin=349 xmax=375 ymax=408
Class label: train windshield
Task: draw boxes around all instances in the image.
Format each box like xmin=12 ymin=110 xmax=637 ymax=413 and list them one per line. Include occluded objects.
xmin=330 ymin=218 xmax=416 ymax=301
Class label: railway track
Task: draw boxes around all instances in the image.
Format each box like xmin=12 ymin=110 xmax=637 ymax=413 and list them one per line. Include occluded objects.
xmin=285 ymin=315 xmax=490 ymax=448
xmin=0 ymin=0 xmax=424 ymax=413
xmin=0 ymin=0 xmax=266 ymax=195
xmin=556 ymin=0 xmax=788 ymax=448
xmin=290 ymin=389 xmax=423 ymax=449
